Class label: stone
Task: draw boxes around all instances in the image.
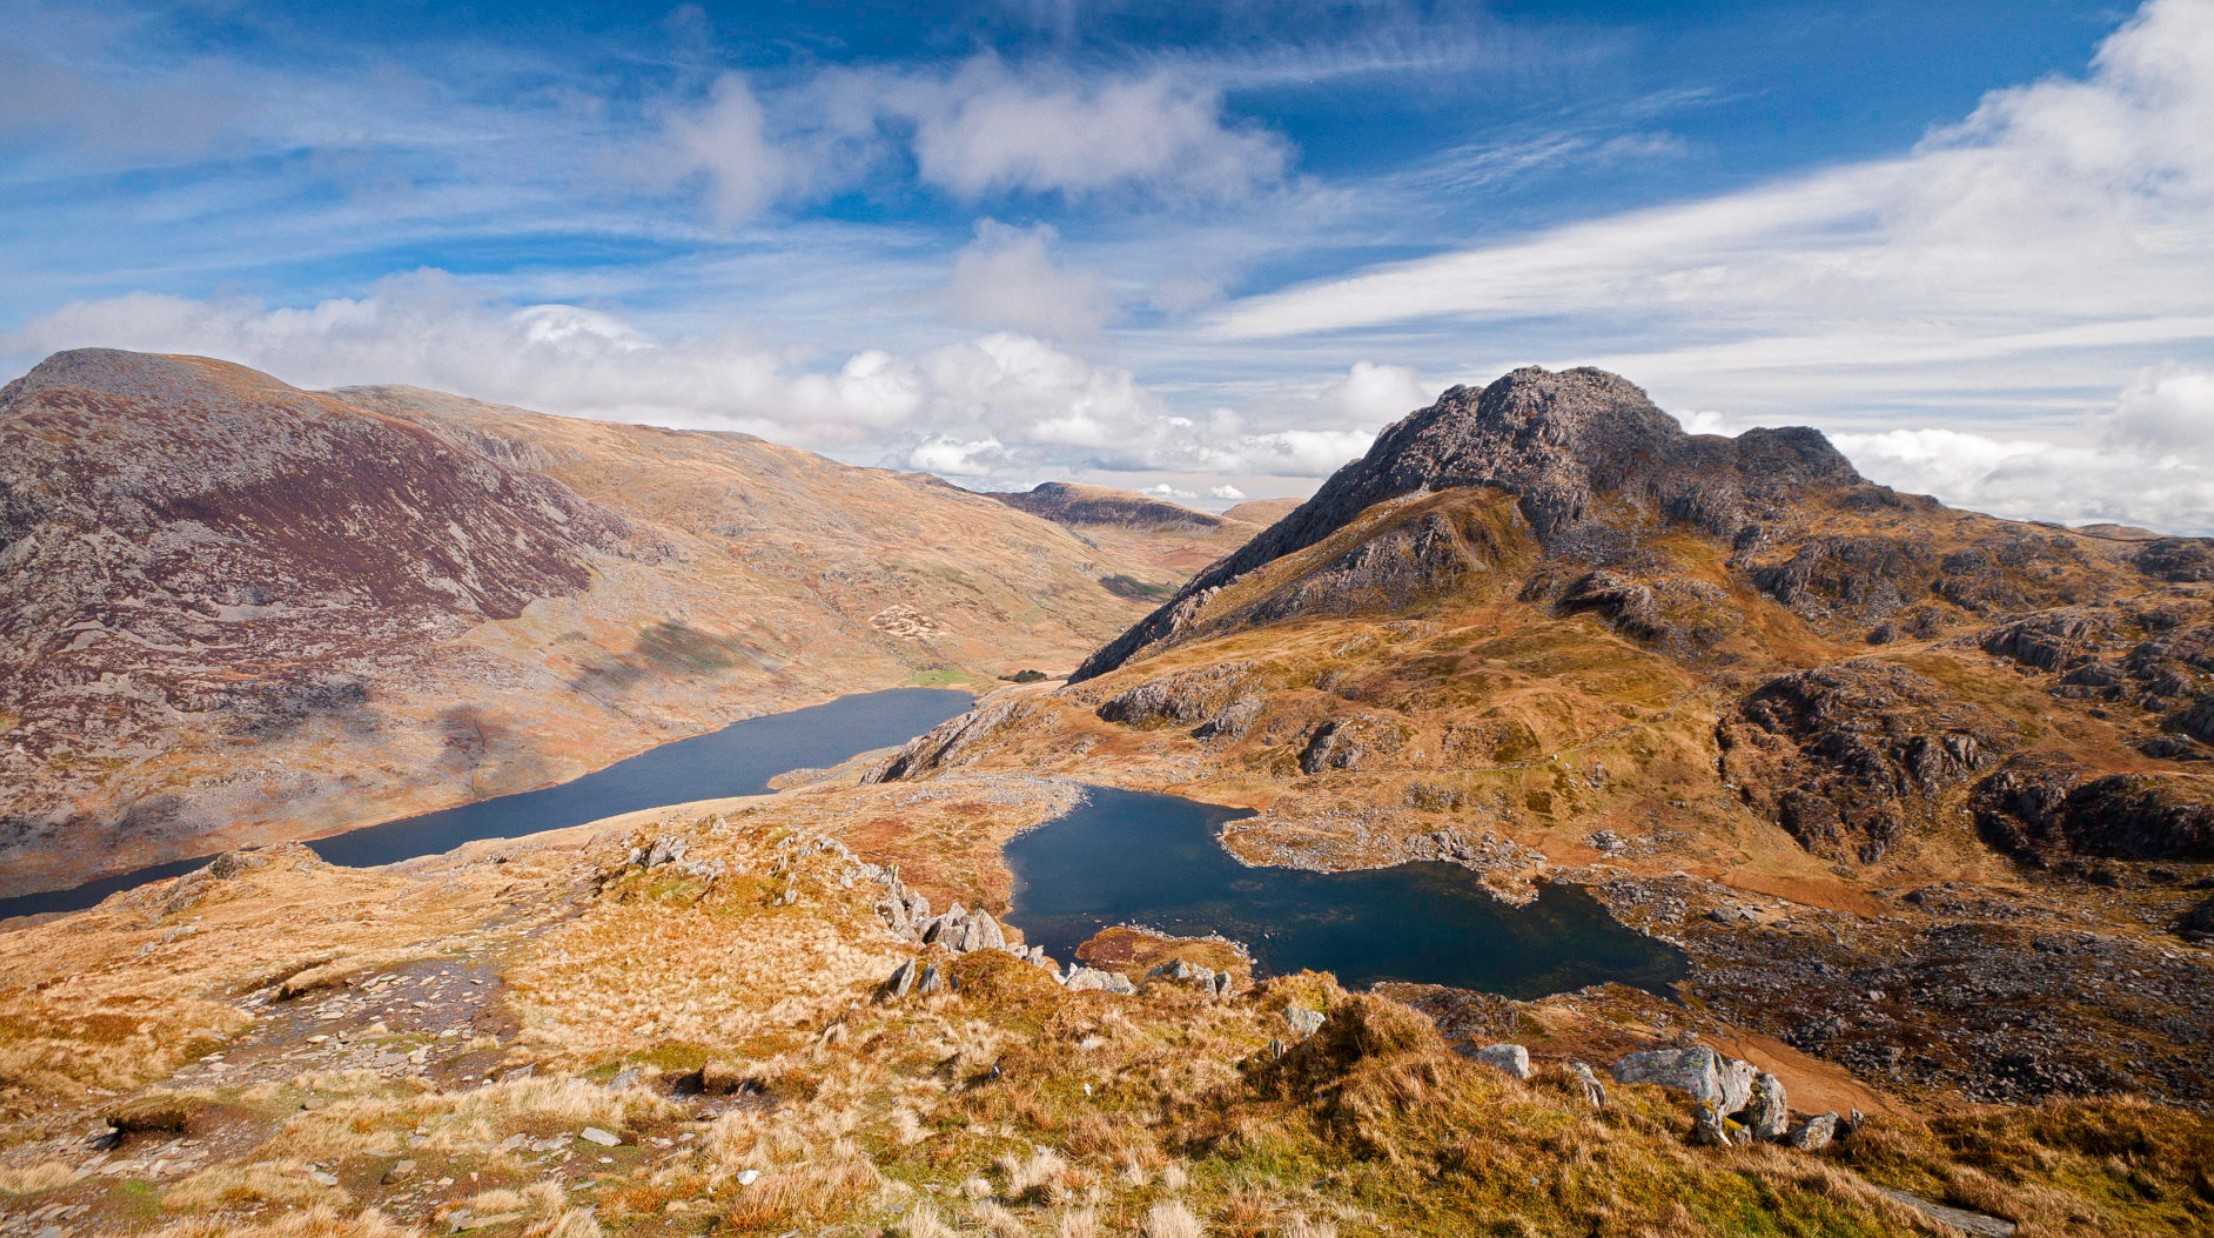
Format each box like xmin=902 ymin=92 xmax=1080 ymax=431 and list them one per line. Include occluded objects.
xmin=1063 ymin=966 xmax=1136 ymax=995
xmin=916 ymin=964 xmax=944 ymax=995
xmin=1689 ymin=1103 xmax=1737 ymax=1147
xmin=1149 ymin=958 xmax=1232 ymax=996
xmin=737 ymin=1168 xmax=761 ymax=1187
xmin=1611 ymin=1046 xmax=1730 ymax=1106
xmin=608 ymin=1068 xmax=642 ymax=1091
xmin=965 ymin=909 xmax=1007 ymax=953
xmin=1744 ymin=1072 xmax=1789 ymax=1141
xmin=1283 ymin=1006 xmax=1326 ymax=1038
xmin=1785 ymin=1113 xmax=1839 ymax=1151
xmin=643 ymin=835 xmax=688 ymax=868
xmin=1869 ymin=1187 xmax=2017 ymax=1237
xmin=579 ymin=1127 xmax=621 ymax=1148
xmin=882 ymin=959 xmax=917 ymax=1000
xmin=1570 ymin=1061 xmax=1607 ymax=1107
xmin=381 ymin=1159 xmax=417 ymax=1184
xmin=1464 ymin=1043 xmax=1533 ymax=1080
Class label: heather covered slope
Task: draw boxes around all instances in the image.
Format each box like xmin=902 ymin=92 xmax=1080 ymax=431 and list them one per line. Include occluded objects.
xmin=871 ymin=366 xmax=2214 ymax=1108
xmin=0 ymin=351 xmax=1170 ymax=895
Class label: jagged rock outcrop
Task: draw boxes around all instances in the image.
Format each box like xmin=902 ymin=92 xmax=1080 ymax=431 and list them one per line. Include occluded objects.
xmin=1095 ymin=663 xmax=1256 ymax=729
xmin=1720 ymin=661 xmax=2004 ymax=864
xmin=1076 ymin=366 xmax=1864 ymax=679
xmin=1973 ymin=756 xmax=2214 ymax=862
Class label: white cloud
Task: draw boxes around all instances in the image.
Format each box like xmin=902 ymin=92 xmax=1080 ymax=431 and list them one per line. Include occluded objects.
xmin=1313 ymin=360 xmax=1433 ymax=425
xmin=1832 ymin=365 xmax=2214 ymax=534
xmin=1209 ymin=483 xmax=1248 ymax=501
xmin=6 ymin=273 xmax=923 ymax=444
xmin=649 ymin=72 xmax=789 ymax=226
xmin=4 ymin=277 xmax=1375 ymax=488
xmin=907 ymin=435 xmax=1009 ymax=476
xmin=881 ymin=56 xmax=1290 ymax=201
xmin=1207 ymin=0 xmax=2214 ymax=378
xmin=945 ymin=220 xmax=1116 ymax=340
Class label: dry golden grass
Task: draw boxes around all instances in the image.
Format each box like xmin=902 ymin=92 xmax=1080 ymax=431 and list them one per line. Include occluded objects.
xmin=0 ymin=774 xmax=2206 ymax=1235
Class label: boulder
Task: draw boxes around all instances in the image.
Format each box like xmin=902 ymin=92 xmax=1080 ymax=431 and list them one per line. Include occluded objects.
xmin=916 ymin=964 xmax=944 ymax=996
xmin=1148 ymin=958 xmax=1235 ymax=997
xmin=881 ymin=959 xmax=917 ymax=1001
xmin=1611 ymin=1046 xmax=1730 ymax=1105
xmin=1570 ymin=1061 xmax=1607 ymax=1107
xmin=1786 ymin=1113 xmax=1840 ymax=1151
xmin=1464 ymin=1043 xmax=1533 ymax=1080
xmin=1063 ymin=966 xmax=1136 ymax=995
xmin=643 ymin=835 xmax=688 ymax=868
xmin=1744 ymin=1072 xmax=1789 ymax=1141
xmin=964 ymin=910 xmax=1008 ymax=953
xmin=1689 ymin=1103 xmax=1739 ymax=1147
xmin=1283 ymin=1007 xmax=1326 ymax=1038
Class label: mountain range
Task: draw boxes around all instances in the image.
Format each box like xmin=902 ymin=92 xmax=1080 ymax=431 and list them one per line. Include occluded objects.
xmin=0 ymin=355 xmax=2208 ymax=1237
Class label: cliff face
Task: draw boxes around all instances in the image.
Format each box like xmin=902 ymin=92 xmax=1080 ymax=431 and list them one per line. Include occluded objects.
xmin=0 ymin=351 xmax=1163 ymax=894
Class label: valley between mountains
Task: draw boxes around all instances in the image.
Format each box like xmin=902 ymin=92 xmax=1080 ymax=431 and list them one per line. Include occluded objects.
xmin=1 ymin=354 xmax=2211 ymax=1237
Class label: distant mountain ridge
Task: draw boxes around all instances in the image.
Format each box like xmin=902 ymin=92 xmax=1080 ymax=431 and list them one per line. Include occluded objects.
xmin=0 ymin=350 xmax=1190 ymax=895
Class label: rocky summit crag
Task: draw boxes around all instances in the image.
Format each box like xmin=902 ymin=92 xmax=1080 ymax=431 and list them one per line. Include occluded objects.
xmin=1076 ymin=367 xmax=1866 ymax=678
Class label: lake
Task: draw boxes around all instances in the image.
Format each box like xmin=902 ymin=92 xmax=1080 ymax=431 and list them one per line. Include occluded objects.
xmin=0 ymin=687 xmax=971 ymax=921
xmin=1005 ymin=786 xmax=1686 ymax=997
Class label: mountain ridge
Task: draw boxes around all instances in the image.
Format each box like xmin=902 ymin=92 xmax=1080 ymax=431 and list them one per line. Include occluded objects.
xmin=1074 ymin=365 xmax=1876 ymax=679
xmin=0 ymin=349 xmax=1199 ymax=895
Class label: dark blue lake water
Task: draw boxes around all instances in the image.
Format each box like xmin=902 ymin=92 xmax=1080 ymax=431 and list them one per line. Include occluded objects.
xmin=0 ymin=688 xmax=971 ymax=922
xmin=1005 ymin=786 xmax=1686 ymax=997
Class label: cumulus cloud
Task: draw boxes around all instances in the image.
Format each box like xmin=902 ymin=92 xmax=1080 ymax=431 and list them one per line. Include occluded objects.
xmin=879 ymin=56 xmax=1289 ymax=201
xmin=907 ymin=435 xmax=1009 ymax=476
xmin=5 ymin=277 xmax=1380 ymax=488
xmin=6 ymin=273 xmax=922 ymax=444
xmin=640 ymin=54 xmax=1294 ymax=220
xmin=945 ymin=220 xmax=1116 ymax=340
xmin=1312 ymin=360 xmax=1433 ymax=425
xmin=1209 ymin=484 xmax=1248 ymax=501
xmin=647 ymin=72 xmax=790 ymax=225
xmin=1832 ymin=366 xmax=2214 ymax=535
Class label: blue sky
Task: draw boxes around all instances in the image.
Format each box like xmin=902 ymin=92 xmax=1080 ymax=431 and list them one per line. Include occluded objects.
xmin=4 ymin=0 xmax=2212 ymax=530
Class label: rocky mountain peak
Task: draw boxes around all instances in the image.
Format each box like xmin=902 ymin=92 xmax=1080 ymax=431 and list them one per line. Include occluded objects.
xmin=1073 ymin=365 xmax=1868 ymax=680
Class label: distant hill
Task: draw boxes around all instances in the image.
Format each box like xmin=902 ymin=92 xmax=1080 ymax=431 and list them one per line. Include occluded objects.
xmin=982 ymin=480 xmax=1267 ymax=594
xmin=0 ymin=350 xmax=1163 ymax=894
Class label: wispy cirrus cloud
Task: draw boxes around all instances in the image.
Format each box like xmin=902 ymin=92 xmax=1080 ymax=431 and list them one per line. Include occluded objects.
xmin=1209 ymin=0 xmax=2214 ymax=364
